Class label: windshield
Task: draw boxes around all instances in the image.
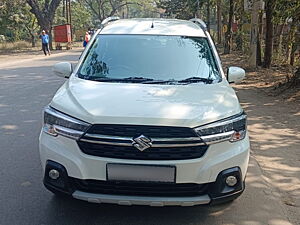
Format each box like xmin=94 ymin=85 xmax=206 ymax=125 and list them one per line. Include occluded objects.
xmin=78 ymin=34 xmax=221 ymax=84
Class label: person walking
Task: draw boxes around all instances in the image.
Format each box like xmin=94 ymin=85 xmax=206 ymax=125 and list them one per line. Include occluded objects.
xmin=41 ymin=30 xmax=50 ymax=56
xmin=83 ymin=31 xmax=90 ymax=48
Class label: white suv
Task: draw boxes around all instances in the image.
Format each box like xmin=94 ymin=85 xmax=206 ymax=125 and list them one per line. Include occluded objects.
xmin=40 ymin=18 xmax=250 ymax=206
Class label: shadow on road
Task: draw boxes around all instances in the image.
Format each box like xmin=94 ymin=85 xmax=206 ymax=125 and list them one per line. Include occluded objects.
xmin=234 ymin=84 xmax=300 ymax=223
xmin=43 ymin=196 xmax=227 ymax=225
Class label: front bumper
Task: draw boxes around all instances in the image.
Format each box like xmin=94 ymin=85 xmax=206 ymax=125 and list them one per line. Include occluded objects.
xmin=43 ymin=160 xmax=245 ymax=206
xmin=40 ymin=131 xmax=249 ymax=206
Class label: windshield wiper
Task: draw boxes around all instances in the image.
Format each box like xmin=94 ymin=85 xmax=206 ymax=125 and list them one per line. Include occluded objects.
xmin=177 ymin=77 xmax=214 ymax=84
xmin=87 ymin=76 xmax=213 ymax=84
xmin=142 ymin=79 xmax=174 ymax=84
xmin=88 ymin=76 xmax=154 ymax=83
xmin=142 ymin=77 xmax=214 ymax=85
xmin=122 ymin=77 xmax=154 ymax=83
xmin=89 ymin=77 xmax=122 ymax=81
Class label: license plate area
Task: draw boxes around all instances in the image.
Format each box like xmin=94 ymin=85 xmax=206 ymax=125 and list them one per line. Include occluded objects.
xmin=107 ymin=164 xmax=176 ymax=183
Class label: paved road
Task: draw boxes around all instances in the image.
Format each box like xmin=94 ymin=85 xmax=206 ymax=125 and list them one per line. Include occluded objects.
xmin=0 ymin=50 xmax=295 ymax=225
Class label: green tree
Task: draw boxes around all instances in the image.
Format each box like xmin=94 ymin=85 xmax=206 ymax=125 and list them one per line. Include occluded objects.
xmin=0 ymin=0 xmax=23 ymax=40
xmin=80 ymin=0 xmax=142 ymax=22
xmin=120 ymin=0 xmax=159 ymax=18
xmin=158 ymin=0 xmax=205 ymax=19
xmin=55 ymin=1 xmax=93 ymax=37
xmin=273 ymin=0 xmax=300 ymax=65
xmin=26 ymin=0 xmax=62 ymax=49
xmin=0 ymin=0 xmax=39 ymax=43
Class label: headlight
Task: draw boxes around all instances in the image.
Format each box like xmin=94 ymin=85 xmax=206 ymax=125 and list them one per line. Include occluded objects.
xmin=43 ymin=106 xmax=91 ymax=140
xmin=194 ymin=112 xmax=247 ymax=145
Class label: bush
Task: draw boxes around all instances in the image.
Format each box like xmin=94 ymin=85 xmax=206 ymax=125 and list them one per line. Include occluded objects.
xmin=0 ymin=40 xmax=33 ymax=52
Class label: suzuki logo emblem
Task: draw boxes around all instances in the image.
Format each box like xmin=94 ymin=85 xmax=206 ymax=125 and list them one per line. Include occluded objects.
xmin=132 ymin=135 xmax=152 ymax=151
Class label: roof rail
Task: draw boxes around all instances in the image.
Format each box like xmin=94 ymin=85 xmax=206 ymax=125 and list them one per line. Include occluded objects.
xmin=100 ymin=16 xmax=120 ymax=28
xmin=189 ymin=18 xmax=207 ymax=31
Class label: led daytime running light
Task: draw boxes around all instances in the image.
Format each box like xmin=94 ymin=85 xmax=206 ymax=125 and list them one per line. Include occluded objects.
xmin=43 ymin=106 xmax=90 ymax=140
xmin=194 ymin=112 xmax=247 ymax=144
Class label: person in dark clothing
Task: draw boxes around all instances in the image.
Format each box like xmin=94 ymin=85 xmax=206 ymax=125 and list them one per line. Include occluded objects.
xmin=41 ymin=30 xmax=50 ymax=56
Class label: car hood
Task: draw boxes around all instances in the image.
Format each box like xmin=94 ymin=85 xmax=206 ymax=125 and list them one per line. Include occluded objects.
xmin=50 ymin=76 xmax=242 ymax=127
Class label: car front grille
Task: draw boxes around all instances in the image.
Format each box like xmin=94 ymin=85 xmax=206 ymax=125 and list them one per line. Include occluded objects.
xmin=70 ymin=178 xmax=209 ymax=197
xmin=77 ymin=124 xmax=208 ymax=160
xmin=77 ymin=141 xmax=208 ymax=160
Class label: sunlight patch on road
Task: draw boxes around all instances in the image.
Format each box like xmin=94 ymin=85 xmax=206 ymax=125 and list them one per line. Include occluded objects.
xmin=1 ymin=124 xmax=18 ymax=130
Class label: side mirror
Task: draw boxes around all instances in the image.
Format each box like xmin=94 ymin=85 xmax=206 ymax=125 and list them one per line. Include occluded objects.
xmin=53 ymin=62 xmax=72 ymax=78
xmin=227 ymin=67 xmax=245 ymax=84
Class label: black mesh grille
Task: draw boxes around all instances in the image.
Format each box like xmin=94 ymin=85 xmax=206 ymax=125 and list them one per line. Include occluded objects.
xmin=86 ymin=124 xmax=198 ymax=138
xmin=77 ymin=141 xmax=208 ymax=160
xmin=78 ymin=124 xmax=207 ymax=160
xmin=70 ymin=178 xmax=209 ymax=197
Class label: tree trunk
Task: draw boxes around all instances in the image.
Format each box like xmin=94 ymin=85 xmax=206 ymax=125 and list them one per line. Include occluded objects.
xmin=258 ymin=11 xmax=263 ymax=44
xmin=290 ymin=26 xmax=300 ymax=66
xmin=257 ymin=34 xmax=262 ymax=66
xmin=62 ymin=0 xmax=65 ymax=18
xmin=48 ymin=28 xmax=53 ymax=50
xmin=285 ymin=19 xmax=296 ymax=62
xmin=288 ymin=18 xmax=299 ymax=66
xmin=126 ymin=2 xmax=129 ymax=18
xmin=31 ymin=33 xmax=36 ymax=47
xmin=277 ymin=23 xmax=285 ymax=55
xmin=257 ymin=11 xmax=263 ymax=66
xmin=217 ymin=0 xmax=222 ymax=44
xmin=263 ymin=0 xmax=274 ymax=68
xmin=249 ymin=0 xmax=261 ymax=68
xmin=68 ymin=0 xmax=72 ymax=41
xmin=290 ymin=43 xmax=296 ymax=66
xmin=206 ymin=0 xmax=210 ymax=33
xmin=224 ymin=0 xmax=234 ymax=54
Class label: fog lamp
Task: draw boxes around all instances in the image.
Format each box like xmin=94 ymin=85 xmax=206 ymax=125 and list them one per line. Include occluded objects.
xmin=225 ymin=175 xmax=237 ymax=187
xmin=49 ymin=169 xmax=60 ymax=180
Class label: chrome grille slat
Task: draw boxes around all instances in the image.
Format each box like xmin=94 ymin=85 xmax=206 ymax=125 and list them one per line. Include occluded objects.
xmin=80 ymin=138 xmax=206 ymax=147
xmin=80 ymin=133 xmax=205 ymax=147
xmin=84 ymin=133 xmax=202 ymax=142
